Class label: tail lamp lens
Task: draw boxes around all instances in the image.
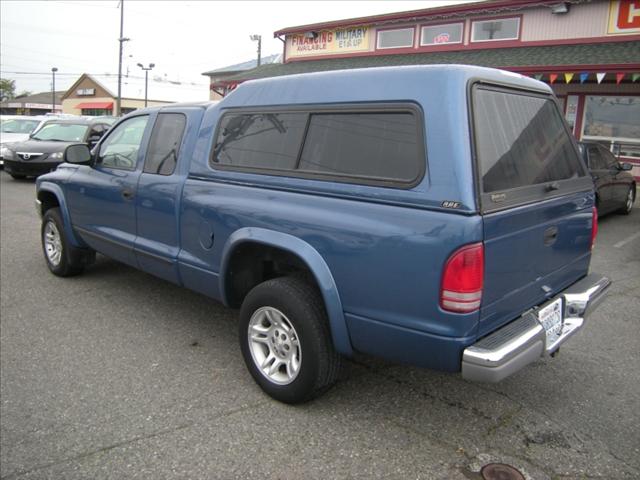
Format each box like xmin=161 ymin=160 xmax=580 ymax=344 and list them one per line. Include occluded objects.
xmin=440 ymin=242 xmax=484 ymax=313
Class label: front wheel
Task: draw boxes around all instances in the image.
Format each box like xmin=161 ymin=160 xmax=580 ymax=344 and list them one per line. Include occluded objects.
xmin=619 ymin=185 xmax=635 ymax=215
xmin=239 ymin=276 xmax=341 ymax=404
xmin=41 ymin=208 xmax=87 ymax=277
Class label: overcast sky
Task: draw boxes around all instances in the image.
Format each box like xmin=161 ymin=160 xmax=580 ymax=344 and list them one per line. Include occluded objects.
xmin=1 ymin=0 xmax=472 ymax=98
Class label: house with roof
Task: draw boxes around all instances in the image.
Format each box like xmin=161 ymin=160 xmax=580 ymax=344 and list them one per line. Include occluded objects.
xmin=61 ymin=73 xmax=207 ymax=116
xmin=202 ymin=53 xmax=282 ymax=100
xmin=0 ymin=91 xmax=64 ymax=115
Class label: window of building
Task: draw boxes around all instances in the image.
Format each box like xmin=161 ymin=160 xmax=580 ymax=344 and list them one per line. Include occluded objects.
xmin=213 ymin=112 xmax=307 ymax=170
xmin=143 ymin=113 xmax=186 ymax=175
xmin=420 ymin=23 xmax=463 ymax=46
xmin=211 ymin=106 xmax=424 ymax=187
xmin=377 ymin=28 xmax=414 ymax=49
xmin=81 ymin=108 xmax=112 ymax=116
xmin=582 ymin=96 xmax=640 ymax=143
xmin=471 ymin=17 xmax=520 ymax=42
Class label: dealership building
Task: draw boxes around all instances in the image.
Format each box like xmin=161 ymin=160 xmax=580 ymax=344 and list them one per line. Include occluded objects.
xmin=206 ymin=0 xmax=640 ymax=177
xmin=61 ymin=73 xmax=205 ymax=116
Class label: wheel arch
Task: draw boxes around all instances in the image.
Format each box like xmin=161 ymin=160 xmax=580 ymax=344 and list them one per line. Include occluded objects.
xmin=37 ymin=182 xmax=84 ymax=248
xmin=220 ymin=227 xmax=353 ymax=356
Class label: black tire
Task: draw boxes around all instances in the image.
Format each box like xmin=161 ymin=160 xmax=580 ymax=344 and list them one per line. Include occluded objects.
xmin=10 ymin=173 xmax=26 ymax=180
xmin=619 ymin=185 xmax=635 ymax=215
xmin=41 ymin=208 xmax=88 ymax=277
xmin=239 ymin=276 xmax=341 ymax=404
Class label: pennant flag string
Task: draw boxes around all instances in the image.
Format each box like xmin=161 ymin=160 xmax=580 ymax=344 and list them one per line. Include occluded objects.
xmin=564 ymin=73 xmax=574 ymax=84
xmin=632 ymin=73 xmax=640 ymax=83
xmin=579 ymin=72 xmax=589 ymax=84
xmin=596 ymin=73 xmax=606 ymax=84
xmin=549 ymin=73 xmax=558 ymax=84
xmin=616 ymin=73 xmax=625 ymax=84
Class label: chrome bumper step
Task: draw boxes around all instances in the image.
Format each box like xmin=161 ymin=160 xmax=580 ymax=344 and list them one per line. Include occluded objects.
xmin=462 ymin=273 xmax=611 ymax=383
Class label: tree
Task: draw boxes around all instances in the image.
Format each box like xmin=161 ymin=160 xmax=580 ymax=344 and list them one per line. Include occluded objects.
xmin=0 ymin=78 xmax=16 ymax=102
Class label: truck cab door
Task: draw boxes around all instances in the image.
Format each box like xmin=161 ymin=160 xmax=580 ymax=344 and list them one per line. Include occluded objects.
xmin=66 ymin=114 xmax=153 ymax=267
xmin=134 ymin=112 xmax=189 ymax=284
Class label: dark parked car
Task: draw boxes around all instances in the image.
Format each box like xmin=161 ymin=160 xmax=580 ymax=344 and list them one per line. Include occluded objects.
xmin=578 ymin=141 xmax=636 ymax=216
xmin=2 ymin=118 xmax=113 ymax=179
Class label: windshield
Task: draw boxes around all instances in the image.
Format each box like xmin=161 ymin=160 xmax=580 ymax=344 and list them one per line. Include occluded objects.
xmin=32 ymin=123 xmax=88 ymax=142
xmin=1 ymin=119 xmax=41 ymax=134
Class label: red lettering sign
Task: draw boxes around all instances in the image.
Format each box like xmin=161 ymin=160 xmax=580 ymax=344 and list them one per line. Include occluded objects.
xmin=617 ymin=0 xmax=640 ymax=29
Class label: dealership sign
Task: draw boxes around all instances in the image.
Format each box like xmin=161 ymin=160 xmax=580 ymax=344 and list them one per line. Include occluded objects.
xmin=608 ymin=0 xmax=640 ymax=34
xmin=287 ymin=26 xmax=370 ymax=58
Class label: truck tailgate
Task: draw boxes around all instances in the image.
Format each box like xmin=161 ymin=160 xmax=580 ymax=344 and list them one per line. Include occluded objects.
xmin=479 ymin=192 xmax=593 ymax=336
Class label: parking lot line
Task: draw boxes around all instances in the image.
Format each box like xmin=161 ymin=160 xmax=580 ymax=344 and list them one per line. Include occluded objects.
xmin=614 ymin=231 xmax=640 ymax=249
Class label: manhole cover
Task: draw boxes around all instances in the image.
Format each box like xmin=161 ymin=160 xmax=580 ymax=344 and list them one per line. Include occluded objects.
xmin=480 ymin=463 xmax=525 ymax=480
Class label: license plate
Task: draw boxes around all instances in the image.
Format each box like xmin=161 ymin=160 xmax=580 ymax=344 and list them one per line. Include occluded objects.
xmin=538 ymin=297 xmax=563 ymax=346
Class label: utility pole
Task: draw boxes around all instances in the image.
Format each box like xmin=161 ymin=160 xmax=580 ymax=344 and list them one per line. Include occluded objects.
xmin=137 ymin=63 xmax=155 ymax=107
xmin=51 ymin=67 xmax=58 ymax=113
xmin=250 ymin=35 xmax=262 ymax=67
xmin=116 ymin=0 xmax=130 ymax=116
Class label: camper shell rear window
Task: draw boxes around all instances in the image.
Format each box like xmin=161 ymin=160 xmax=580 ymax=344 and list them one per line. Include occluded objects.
xmin=471 ymin=84 xmax=591 ymax=212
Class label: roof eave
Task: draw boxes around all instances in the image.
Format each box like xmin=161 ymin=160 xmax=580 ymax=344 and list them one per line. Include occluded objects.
xmin=274 ymin=0 xmax=559 ymax=36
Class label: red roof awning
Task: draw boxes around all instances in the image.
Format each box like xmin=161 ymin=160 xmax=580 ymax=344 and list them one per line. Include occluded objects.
xmin=76 ymin=102 xmax=113 ymax=109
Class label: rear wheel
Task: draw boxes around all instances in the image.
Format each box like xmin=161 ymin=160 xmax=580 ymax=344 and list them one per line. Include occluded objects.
xmin=41 ymin=208 xmax=89 ymax=277
xmin=239 ymin=276 xmax=341 ymax=404
xmin=619 ymin=186 xmax=635 ymax=215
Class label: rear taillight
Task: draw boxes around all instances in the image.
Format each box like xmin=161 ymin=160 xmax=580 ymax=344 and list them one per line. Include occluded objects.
xmin=591 ymin=206 xmax=598 ymax=250
xmin=440 ymin=242 xmax=484 ymax=313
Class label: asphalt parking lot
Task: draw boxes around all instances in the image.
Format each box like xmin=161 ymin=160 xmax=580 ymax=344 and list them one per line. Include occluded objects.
xmin=1 ymin=170 xmax=639 ymax=480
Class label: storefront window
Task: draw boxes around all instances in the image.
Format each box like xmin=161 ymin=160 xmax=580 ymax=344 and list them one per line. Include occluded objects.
xmin=82 ymin=108 xmax=112 ymax=116
xmin=377 ymin=28 xmax=414 ymax=49
xmin=565 ymin=95 xmax=579 ymax=134
xmin=471 ymin=18 xmax=520 ymax=42
xmin=582 ymin=96 xmax=640 ymax=142
xmin=420 ymin=23 xmax=463 ymax=45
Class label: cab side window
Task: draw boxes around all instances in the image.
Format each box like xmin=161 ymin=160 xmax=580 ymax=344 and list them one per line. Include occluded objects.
xmin=143 ymin=113 xmax=186 ymax=175
xmin=98 ymin=116 xmax=149 ymax=170
xmin=587 ymin=146 xmax=606 ymax=170
xmin=597 ymin=145 xmax=618 ymax=169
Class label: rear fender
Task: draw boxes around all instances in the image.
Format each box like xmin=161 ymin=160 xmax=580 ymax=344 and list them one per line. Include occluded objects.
xmin=220 ymin=227 xmax=353 ymax=356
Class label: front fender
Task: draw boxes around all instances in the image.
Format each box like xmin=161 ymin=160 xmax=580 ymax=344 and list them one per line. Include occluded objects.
xmin=37 ymin=181 xmax=85 ymax=248
xmin=220 ymin=227 xmax=353 ymax=356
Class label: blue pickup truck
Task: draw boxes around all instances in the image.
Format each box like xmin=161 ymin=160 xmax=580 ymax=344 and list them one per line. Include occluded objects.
xmin=36 ymin=65 xmax=610 ymax=403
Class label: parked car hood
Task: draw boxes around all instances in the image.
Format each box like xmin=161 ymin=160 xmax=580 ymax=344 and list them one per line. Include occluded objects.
xmin=7 ymin=139 xmax=79 ymax=154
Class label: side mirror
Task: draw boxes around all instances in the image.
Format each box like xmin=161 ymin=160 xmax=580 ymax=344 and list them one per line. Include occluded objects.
xmin=619 ymin=162 xmax=633 ymax=171
xmin=64 ymin=144 xmax=92 ymax=165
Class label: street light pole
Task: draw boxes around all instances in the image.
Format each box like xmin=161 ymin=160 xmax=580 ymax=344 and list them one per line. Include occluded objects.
xmin=51 ymin=67 xmax=58 ymax=113
xmin=116 ymin=0 xmax=130 ymax=116
xmin=137 ymin=63 xmax=155 ymax=107
xmin=249 ymin=34 xmax=262 ymax=67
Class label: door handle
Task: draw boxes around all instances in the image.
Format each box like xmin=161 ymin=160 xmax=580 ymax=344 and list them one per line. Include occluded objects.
xmin=122 ymin=189 xmax=134 ymax=200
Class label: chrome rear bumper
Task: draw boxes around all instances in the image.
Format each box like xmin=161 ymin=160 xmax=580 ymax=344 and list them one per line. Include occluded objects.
xmin=462 ymin=273 xmax=610 ymax=383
